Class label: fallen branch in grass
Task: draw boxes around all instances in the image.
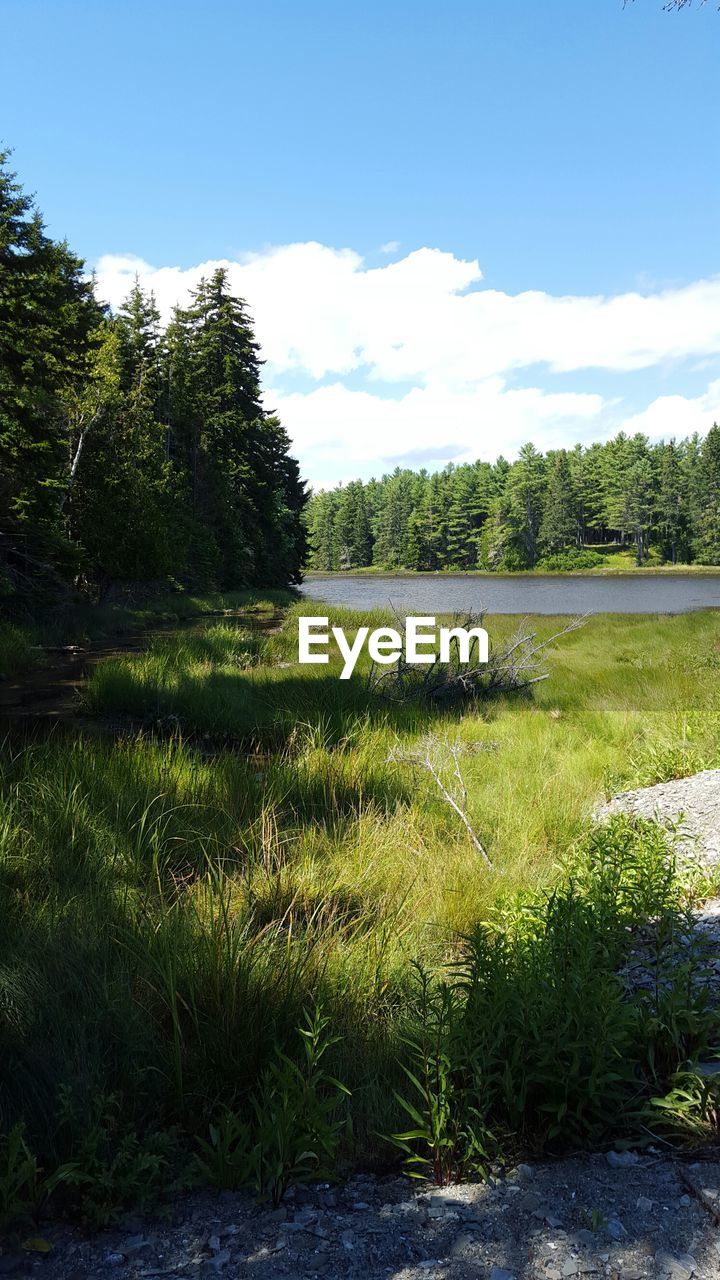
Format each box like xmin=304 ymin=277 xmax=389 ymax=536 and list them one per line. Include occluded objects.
xmin=368 ymin=610 xmax=588 ymax=705
xmin=389 ymin=735 xmax=497 ymax=870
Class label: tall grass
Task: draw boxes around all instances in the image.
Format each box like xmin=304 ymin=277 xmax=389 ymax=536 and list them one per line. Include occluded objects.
xmin=0 ymin=622 xmax=40 ymax=678
xmin=1 ymin=600 xmax=720 ymax=1220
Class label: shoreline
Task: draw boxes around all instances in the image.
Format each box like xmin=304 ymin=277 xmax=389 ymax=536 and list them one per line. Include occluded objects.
xmin=304 ymin=566 xmax=720 ymax=579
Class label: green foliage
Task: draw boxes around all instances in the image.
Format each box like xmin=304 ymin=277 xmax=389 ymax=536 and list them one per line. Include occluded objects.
xmin=0 ymin=1124 xmax=42 ymax=1230
xmin=52 ymin=1091 xmax=183 ymax=1228
xmin=0 ymin=154 xmax=306 ymax=600
xmin=0 ymin=622 xmax=39 ymax=677
xmin=389 ymin=817 xmax=719 ymax=1174
xmin=196 ymin=1005 xmax=350 ymax=1205
xmin=248 ymin=1004 xmax=351 ymax=1205
xmin=306 ymin=426 xmax=720 ymax=571
xmin=649 ymin=1070 xmax=720 ymax=1140
xmin=3 ymin=606 xmax=720 ymax=1216
xmin=389 ymin=967 xmax=493 ymax=1185
xmin=536 ymin=549 xmax=605 ymax=571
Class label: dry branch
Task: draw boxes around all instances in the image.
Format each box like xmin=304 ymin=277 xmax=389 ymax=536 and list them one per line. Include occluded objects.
xmin=368 ymin=610 xmax=588 ymax=706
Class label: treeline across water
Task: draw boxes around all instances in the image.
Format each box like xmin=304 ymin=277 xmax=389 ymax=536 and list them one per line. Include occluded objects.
xmin=306 ymin=428 xmax=720 ymax=572
xmin=0 ymin=153 xmax=306 ymax=604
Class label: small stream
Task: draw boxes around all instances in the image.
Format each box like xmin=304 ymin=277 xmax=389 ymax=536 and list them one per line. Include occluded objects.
xmin=0 ymin=610 xmax=280 ymax=737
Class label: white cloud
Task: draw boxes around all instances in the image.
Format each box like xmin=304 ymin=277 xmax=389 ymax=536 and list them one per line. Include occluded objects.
xmin=617 ymin=379 xmax=720 ymax=440
xmin=267 ymin=379 xmax=606 ymax=488
xmin=379 ymin=240 xmax=401 ymax=254
xmin=93 ymin=243 xmax=720 ymax=486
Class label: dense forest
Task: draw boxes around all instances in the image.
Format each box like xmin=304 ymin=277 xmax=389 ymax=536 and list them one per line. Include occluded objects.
xmin=0 ymin=152 xmax=307 ymax=605
xmin=306 ymin=427 xmax=720 ymax=572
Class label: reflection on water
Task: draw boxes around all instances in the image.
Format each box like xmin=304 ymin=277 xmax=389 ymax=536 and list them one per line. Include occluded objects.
xmin=300 ymin=573 xmax=720 ymax=616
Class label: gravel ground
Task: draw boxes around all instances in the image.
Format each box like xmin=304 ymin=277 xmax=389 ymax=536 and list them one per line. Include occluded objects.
xmin=598 ymin=770 xmax=720 ymax=865
xmin=4 ymin=1154 xmax=720 ymax=1280
xmin=4 ymin=772 xmax=720 ymax=1280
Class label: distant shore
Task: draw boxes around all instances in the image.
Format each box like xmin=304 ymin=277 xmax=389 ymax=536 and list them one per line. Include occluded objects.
xmin=305 ymin=564 xmax=720 ymax=579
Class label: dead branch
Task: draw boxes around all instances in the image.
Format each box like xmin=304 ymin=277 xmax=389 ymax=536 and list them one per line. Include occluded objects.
xmin=389 ymin=735 xmax=497 ymax=870
xmin=369 ymin=611 xmax=588 ymax=706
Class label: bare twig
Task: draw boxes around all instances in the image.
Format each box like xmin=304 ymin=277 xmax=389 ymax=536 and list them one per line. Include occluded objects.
xmin=389 ymin=735 xmax=495 ymax=870
xmin=369 ymin=611 xmax=588 ymax=706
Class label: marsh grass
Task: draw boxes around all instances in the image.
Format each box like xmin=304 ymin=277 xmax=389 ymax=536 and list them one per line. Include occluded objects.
xmin=0 ymin=622 xmax=40 ymax=678
xmin=2 ymin=599 xmax=720 ymax=1219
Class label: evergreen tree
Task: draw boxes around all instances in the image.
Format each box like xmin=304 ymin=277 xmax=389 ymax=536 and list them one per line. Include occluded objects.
xmin=0 ymin=151 xmax=101 ymax=579
xmin=505 ymin=442 xmax=546 ymax=567
xmin=334 ymin=481 xmax=372 ymax=568
xmin=621 ymin=456 xmax=656 ymax=565
xmin=540 ymin=450 xmax=578 ymax=555
xmin=695 ymin=423 xmax=720 ymax=564
xmin=307 ymin=490 xmax=339 ymax=570
xmin=657 ymin=440 xmax=688 ymax=564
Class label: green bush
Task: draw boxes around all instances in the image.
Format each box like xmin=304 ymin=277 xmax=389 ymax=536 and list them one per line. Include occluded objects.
xmin=536 ymin=549 xmax=605 ymax=571
xmin=389 ymin=816 xmax=718 ymax=1179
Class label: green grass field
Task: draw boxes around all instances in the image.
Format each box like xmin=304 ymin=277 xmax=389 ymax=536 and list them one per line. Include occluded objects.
xmin=1 ymin=599 xmax=720 ymax=1222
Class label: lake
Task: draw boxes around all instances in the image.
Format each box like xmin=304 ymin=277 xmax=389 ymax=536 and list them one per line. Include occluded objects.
xmin=300 ymin=573 xmax=720 ymax=615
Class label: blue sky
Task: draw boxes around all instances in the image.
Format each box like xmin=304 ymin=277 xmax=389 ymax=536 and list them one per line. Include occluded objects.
xmin=2 ymin=0 xmax=719 ymax=486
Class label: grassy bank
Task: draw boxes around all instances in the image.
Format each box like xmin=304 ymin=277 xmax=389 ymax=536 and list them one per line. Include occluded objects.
xmin=0 ymin=588 xmax=295 ymax=685
xmin=0 ymin=623 xmax=40 ymax=679
xmin=1 ymin=600 xmax=720 ymax=1224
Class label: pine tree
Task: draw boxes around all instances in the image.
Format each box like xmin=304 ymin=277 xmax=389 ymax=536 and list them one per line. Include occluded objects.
xmin=622 ymin=456 xmax=656 ymax=565
xmin=165 ymin=269 xmax=305 ymax=587
xmin=540 ymin=450 xmax=578 ymax=555
xmin=307 ymin=490 xmax=339 ymax=570
xmin=334 ymin=481 xmax=372 ymax=568
xmin=0 ymin=151 xmax=101 ymax=578
xmin=506 ymin=443 xmax=546 ymax=567
xmin=657 ymin=440 xmax=688 ymax=564
xmin=695 ymin=423 xmax=720 ymax=565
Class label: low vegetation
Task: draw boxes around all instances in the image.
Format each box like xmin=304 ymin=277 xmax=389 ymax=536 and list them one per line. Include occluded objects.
xmin=1 ymin=599 xmax=719 ymax=1228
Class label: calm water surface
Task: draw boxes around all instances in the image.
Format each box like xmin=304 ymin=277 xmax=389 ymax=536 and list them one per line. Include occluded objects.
xmin=300 ymin=573 xmax=720 ymax=615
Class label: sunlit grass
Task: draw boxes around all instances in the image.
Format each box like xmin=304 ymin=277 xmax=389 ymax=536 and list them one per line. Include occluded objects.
xmin=2 ymin=599 xmax=720 ymax=1170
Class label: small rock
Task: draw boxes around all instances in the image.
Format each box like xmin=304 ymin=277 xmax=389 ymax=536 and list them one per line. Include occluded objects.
xmin=450 ymin=1233 xmax=477 ymax=1257
xmin=573 ymin=1229 xmax=596 ymax=1246
xmin=606 ymin=1150 xmax=639 ymax=1169
xmin=352 ymin=1200 xmax=371 ymax=1210
xmin=103 ymin=1252 xmax=126 ymax=1267
xmin=208 ymin=1234 xmax=222 ymax=1253
xmin=636 ymin=1195 xmax=654 ymax=1212
xmin=561 ymin=1261 xmax=579 ymax=1277
xmin=677 ymin=1194 xmax=691 ymax=1207
xmin=209 ymin=1248 xmax=231 ymax=1271
xmin=341 ymin=1229 xmax=354 ymax=1251
xmin=521 ymin=1191 xmax=542 ymax=1212
xmin=516 ymin=1162 xmax=534 ymax=1182
xmin=489 ymin=1269 xmax=517 ymax=1280
xmin=655 ymin=1252 xmax=697 ymax=1280
xmin=606 ymin=1218 xmax=627 ymax=1241
xmin=545 ymin=1213 xmax=564 ymax=1229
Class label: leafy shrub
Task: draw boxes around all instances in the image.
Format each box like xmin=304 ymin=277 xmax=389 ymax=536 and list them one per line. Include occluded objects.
xmin=0 ymin=623 xmax=38 ymax=678
xmin=536 ymin=549 xmax=605 ymax=572
xmin=389 ymin=816 xmax=719 ymax=1177
xmin=389 ymin=966 xmax=493 ymax=1184
xmin=52 ymin=1090 xmax=184 ymax=1228
xmin=196 ymin=1004 xmax=350 ymax=1205
xmin=0 ymin=1124 xmax=42 ymax=1230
